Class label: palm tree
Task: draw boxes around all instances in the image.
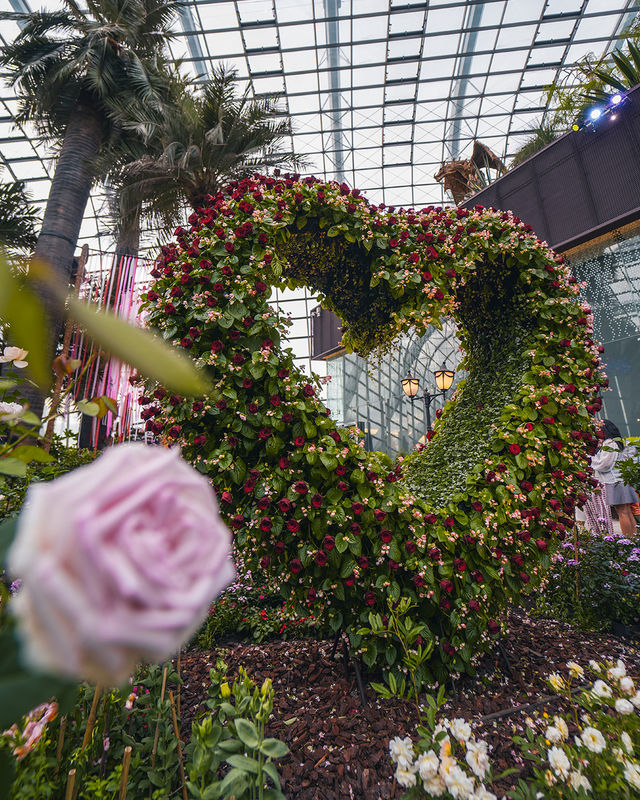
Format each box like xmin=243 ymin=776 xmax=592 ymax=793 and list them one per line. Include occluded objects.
xmin=0 ymin=172 xmax=39 ymax=257
xmin=0 ymin=0 xmax=179 ymax=335
xmin=110 ymin=65 xmax=302 ymax=238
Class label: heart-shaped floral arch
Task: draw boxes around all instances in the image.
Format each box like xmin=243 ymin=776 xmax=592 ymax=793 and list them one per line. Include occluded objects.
xmin=141 ymin=173 xmax=606 ymax=684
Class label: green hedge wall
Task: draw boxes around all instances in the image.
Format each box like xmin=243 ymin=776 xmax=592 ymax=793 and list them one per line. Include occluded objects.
xmin=140 ymin=174 xmax=606 ymax=685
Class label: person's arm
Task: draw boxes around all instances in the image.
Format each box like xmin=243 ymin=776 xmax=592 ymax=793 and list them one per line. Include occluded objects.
xmin=590 ymin=439 xmax=618 ymax=474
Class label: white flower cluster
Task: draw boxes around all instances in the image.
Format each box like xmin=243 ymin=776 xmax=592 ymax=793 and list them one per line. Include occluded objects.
xmin=389 ymin=718 xmax=494 ymax=800
xmin=543 ymin=658 xmax=640 ymax=795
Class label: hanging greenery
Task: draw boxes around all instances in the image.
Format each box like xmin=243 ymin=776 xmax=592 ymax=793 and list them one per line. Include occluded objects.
xmin=141 ymin=173 xmax=606 ymax=686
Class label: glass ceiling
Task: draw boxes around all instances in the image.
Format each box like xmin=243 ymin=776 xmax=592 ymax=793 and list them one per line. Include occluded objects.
xmin=0 ymin=0 xmax=637 ymax=256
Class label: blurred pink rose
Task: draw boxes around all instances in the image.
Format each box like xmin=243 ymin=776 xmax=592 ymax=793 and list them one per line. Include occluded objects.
xmin=9 ymin=443 xmax=234 ymax=685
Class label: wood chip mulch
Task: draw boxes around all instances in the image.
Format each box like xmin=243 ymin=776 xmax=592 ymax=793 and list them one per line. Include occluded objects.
xmin=178 ymin=610 xmax=639 ymax=799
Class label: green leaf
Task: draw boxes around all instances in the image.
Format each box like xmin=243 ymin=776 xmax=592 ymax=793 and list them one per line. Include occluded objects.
xmin=0 ymin=749 xmax=15 ymax=800
xmin=263 ymin=761 xmax=283 ymax=789
xmin=225 ymin=754 xmax=261 ymax=774
xmin=76 ymin=400 xmax=100 ymax=417
xmin=10 ymin=445 xmax=55 ymax=464
xmin=260 ymin=738 xmax=289 ymax=759
xmin=234 ymin=718 xmax=260 ymax=749
xmin=0 ymin=517 xmax=17 ymax=567
xmin=0 ymin=458 xmax=27 ymax=477
xmin=0 ymin=630 xmax=77 ymax=729
xmin=67 ymin=297 xmax=210 ymax=397
xmin=0 ymin=255 xmax=52 ymax=389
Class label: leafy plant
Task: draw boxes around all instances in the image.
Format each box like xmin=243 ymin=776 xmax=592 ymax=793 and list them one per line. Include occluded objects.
xmin=142 ymin=173 xmax=605 ymax=683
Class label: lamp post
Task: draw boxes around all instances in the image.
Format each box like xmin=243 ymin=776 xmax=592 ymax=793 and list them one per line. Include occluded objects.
xmin=401 ymin=362 xmax=454 ymax=429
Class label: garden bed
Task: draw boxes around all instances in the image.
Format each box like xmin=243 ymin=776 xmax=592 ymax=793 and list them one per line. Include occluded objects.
xmin=179 ymin=609 xmax=640 ymax=800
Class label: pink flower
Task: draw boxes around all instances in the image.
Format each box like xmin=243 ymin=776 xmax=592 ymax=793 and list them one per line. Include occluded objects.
xmin=8 ymin=444 xmax=235 ymax=684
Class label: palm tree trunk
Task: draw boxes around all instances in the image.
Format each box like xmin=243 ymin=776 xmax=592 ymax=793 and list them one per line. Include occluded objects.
xmin=114 ymin=209 xmax=141 ymax=260
xmin=24 ymin=102 xmax=103 ymax=420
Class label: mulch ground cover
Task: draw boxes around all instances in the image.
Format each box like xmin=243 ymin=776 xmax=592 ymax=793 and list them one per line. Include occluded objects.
xmin=178 ymin=609 xmax=640 ymax=799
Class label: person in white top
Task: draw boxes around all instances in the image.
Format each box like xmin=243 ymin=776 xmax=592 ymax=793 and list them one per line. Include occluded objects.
xmin=590 ymin=419 xmax=638 ymax=537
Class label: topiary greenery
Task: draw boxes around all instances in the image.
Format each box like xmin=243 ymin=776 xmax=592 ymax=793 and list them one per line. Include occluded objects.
xmin=140 ymin=173 xmax=606 ymax=687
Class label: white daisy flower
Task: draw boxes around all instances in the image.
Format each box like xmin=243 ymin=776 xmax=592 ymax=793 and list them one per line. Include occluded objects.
xmin=415 ymin=750 xmax=439 ymax=781
xmin=591 ymin=679 xmax=612 ymax=699
xmin=580 ymin=727 xmax=606 ymax=753
xmin=615 ymin=698 xmax=634 ymax=715
xmin=547 ymin=746 xmax=571 ymax=778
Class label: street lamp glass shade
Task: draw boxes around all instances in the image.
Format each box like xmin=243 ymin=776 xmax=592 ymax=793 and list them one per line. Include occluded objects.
xmin=401 ymin=375 xmax=420 ymax=397
xmin=434 ymin=363 xmax=454 ymax=391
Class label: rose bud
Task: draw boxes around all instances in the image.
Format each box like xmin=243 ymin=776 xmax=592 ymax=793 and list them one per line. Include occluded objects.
xmin=278 ymin=498 xmax=292 ymax=513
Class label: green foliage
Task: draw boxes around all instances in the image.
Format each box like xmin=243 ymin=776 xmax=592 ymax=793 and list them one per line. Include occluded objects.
xmin=143 ymin=174 xmax=606 ymax=683
xmin=509 ymin=121 xmax=560 ymax=169
xmin=536 ymin=528 xmax=640 ymax=631
xmin=0 ymin=176 xmax=39 ymax=256
xmin=185 ymin=659 xmax=288 ymax=800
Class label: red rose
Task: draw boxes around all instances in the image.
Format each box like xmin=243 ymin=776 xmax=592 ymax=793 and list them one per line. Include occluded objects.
xmin=413 ymin=574 xmax=425 ymax=587
xmin=168 ymin=425 xmax=181 ymax=438
xmin=352 ymin=502 xmax=364 ymax=514
xmin=471 ymin=570 xmax=483 ymax=584
xmin=311 ymin=493 xmax=323 ymax=508
xmin=294 ymin=436 xmax=305 ymax=447
xmin=364 ymin=590 xmax=376 ymax=606
xmin=307 ymin=587 xmax=316 ymax=601
xmin=471 ymin=501 xmax=483 ymax=512
xmin=258 ymin=428 xmax=272 ymax=440
xmin=231 ymin=514 xmax=244 ymax=529
xmin=509 ymin=443 xmax=521 ymax=455
xmin=422 ymin=271 xmax=432 ymax=281
xmin=303 ymin=384 xmax=315 ymax=397
xmin=542 ymin=416 xmax=554 ymax=424
xmin=380 ymin=529 xmax=393 ymax=543
xmin=294 ymin=481 xmax=308 ymax=495
xmin=444 ymin=516 xmax=455 ymax=529
xmin=278 ymin=368 xmax=290 ymax=378
xmin=257 ymin=496 xmax=270 ymax=510
xmin=520 ymin=480 xmax=533 ymax=492
xmin=405 ymin=540 xmax=416 ymax=554
xmin=255 ymin=281 xmax=267 ymax=293
xmin=279 ymin=457 xmax=290 ymax=470
xmin=441 ymin=596 xmax=452 ymax=610
xmin=248 ymin=402 xmax=259 ymax=414
xmin=511 ymin=554 xmax=524 ymax=567
xmin=164 ymin=303 xmax=177 ymax=315
xmin=487 ymin=619 xmax=500 ymax=635
xmin=374 ymin=509 xmax=386 ymax=522
xmin=232 ymin=353 xmax=245 ymax=365
xmin=453 ymin=558 xmax=466 ymax=572
xmin=344 ymin=576 xmax=355 ymax=587
xmin=193 ymin=434 xmax=207 ymax=446
xmin=442 ymin=642 xmax=455 ymax=657
xmin=290 ymin=559 xmax=303 ymax=574
xmin=518 ymin=531 xmax=531 ymax=542
xmin=440 ymin=579 xmax=453 ymax=594
xmin=358 ymin=556 xmax=369 ymax=569
xmin=425 ymin=513 xmax=437 ymax=524
xmin=551 ymin=440 xmax=563 ymax=451
xmin=220 ymin=491 xmax=233 ymax=505
xmin=315 ymin=550 xmax=328 ymax=566
xmin=216 ymin=399 xmax=227 ymax=410
xmin=468 ymin=600 xmax=480 ymax=612
xmin=278 ymin=498 xmax=292 ymax=513
xmin=260 ymin=556 xmax=270 ymax=569
xmin=429 ymin=547 xmax=441 ymax=560
xmin=286 ymin=519 xmax=300 ymax=533
xmin=335 ymin=465 xmax=347 ymax=476
xmin=536 ymin=539 xmax=548 ymax=552
xmin=350 ymin=523 xmax=361 ymax=535
xmin=519 ymin=572 xmax=530 ymax=584
xmin=323 ymin=535 xmax=335 ymax=551
xmin=337 ymin=481 xmax=348 ymax=492
xmin=270 ymin=395 xmax=281 ymax=406
xmin=259 ymin=517 xmax=273 ymax=532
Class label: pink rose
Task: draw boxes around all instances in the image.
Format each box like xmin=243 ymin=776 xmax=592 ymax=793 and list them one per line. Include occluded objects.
xmin=8 ymin=444 xmax=234 ymax=684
